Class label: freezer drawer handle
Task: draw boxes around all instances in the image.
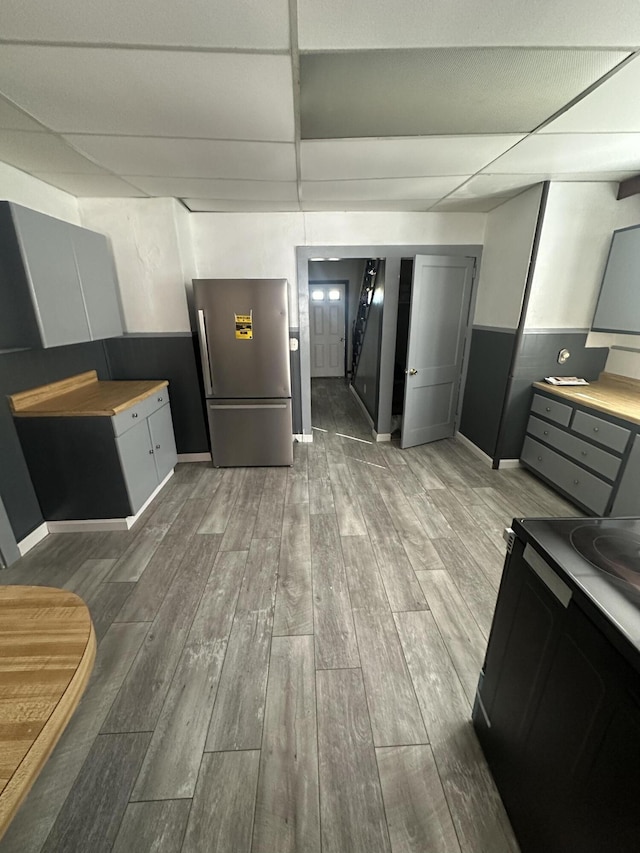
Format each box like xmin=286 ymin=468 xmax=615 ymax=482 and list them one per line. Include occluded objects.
xmin=197 ymin=309 xmax=214 ymax=396
xmin=208 ymin=404 xmax=287 ymax=410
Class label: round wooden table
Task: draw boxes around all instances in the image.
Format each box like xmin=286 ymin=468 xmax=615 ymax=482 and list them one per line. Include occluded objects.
xmin=0 ymin=586 xmax=95 ymax=839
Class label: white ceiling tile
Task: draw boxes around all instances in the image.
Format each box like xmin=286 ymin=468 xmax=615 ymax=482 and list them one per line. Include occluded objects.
xmin=430 ymin=196 xmax=516 ymax=212
xmin=487 ymin=134 xmax=640 ymax=174
xmin=300 ymin=200 xmax=441 ymax=211
xmin=455 ymin=171 xmax=637 ymax=198
xmin=301 ymin=176 xmax=467 ymax=201
xmin=540 ymin=56 xmax=640 ymax=133
xmin=183 ymin=199 xmax=301 ymax=212
xmin=300 ymin=49 xmax=628 ymax=138
xmin=127 ymin=176 xmax=298 ymax=200
xmin=0 ymin=47 xmax=294 ymax=140
xmin=64 ymin=137 xmax=297 ymax=181
xmin=298 ymin=0 xmax=640 ymax=49
xmin=1 ymin=0 xmax=290 ymax=49
xmin=33 ymin=173 xmax=148 ymax=197
xmin=301 ymin=137 xmax=523 ymax=180
xmin=0 ymin=97 xmax=46 ymax=131
xmin=0 ymin=130 xmax=107 ymax=174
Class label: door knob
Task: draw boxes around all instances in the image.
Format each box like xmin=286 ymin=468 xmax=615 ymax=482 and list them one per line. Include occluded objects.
xmin=409 ymin=368 xmax=418 ymax=376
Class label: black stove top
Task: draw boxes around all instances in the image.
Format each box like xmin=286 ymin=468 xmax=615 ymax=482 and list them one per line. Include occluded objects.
xmin=514 ymin=517 xmax=640 ymax=657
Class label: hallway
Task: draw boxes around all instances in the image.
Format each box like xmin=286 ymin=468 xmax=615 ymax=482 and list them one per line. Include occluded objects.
xmin=1 ymin=378 xmax=578 ymax=853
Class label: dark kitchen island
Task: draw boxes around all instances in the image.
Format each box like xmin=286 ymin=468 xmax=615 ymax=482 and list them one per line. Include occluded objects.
xmin=473 ymin=516 xmax=640 ymax=853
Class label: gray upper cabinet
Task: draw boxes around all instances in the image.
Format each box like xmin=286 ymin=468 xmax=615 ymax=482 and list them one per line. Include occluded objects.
xmin=0 ymin=201 xmax=123 ymax=349
xmin=592 ymin=225 xmax=640 ymax=334
xmin=69 ymin=224 xmax=123 ymax=341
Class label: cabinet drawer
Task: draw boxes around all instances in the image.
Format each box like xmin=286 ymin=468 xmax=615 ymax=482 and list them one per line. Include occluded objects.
xmin=571 ymin=410 xmax=631 ymax=454
xmin=526 ymin=416 xmax=622 ymax=481
xmin=531 ymin=394 xmax=572 ymax=427
xmin=111 ymin=388 xmax=170 ymax=437
xmin=521 ymin=436 xmax=612 ymax=515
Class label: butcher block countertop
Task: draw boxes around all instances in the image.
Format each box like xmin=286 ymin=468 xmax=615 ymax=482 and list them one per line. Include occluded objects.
xmin=8 ymin=370 xmax=168 ymax=418
xmin=533 ymin=372 xmax=640 ymax=426
xmin=0 ymin=586 xmax=95 ymax=840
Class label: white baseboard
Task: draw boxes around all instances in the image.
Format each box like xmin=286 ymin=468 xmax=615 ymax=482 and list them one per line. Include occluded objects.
xmin=46 ymin=470 xmax=174 ymax=534
xmin=454 ymin=431 xmax=493 ymax=467
xmin=177 ymin=452 xmax=211 ymax=462
xmin=294 ymin=433 xmax=314 ymax=443
xmin=497 ymin=459 xmax=521 ymax=470
xmin=18 ymin=522 xmax=49 ymax=556
xmin=373 ymin=431 xmax=391 ymax=442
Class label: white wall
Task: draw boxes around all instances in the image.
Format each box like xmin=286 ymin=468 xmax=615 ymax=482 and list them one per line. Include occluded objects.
xmin=524 ymin=182 xmax=619 ymax=331
xmin=78 ymin=197 xmax=191 ymax=333
xmin=473 ymin=185 xmax=543 ymax=329
xmin=191 ymin=211 xmax=486 ymax=329
xmin=0 ymin=162 xmax=79 ymax=223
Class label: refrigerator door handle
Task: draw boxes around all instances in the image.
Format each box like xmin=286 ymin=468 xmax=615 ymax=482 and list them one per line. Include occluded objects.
xmin=197 ymin=309 xmax=214 ymax=396
xmin=208 ymin=403 xmax=288 ymax=410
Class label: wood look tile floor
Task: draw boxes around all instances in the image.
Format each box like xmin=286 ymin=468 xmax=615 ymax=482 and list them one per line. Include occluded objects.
xmin=0 ymin=378 xmax=581 ymax=853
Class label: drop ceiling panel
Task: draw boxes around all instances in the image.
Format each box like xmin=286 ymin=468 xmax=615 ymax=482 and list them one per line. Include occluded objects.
xmin=301 ymin=136 xmax=523 ymax=180
xmin=298 ymin=0 xmax=640 ymax=49
xmin=431 ymin=196 xmax=516 ymax=212
xmin=300 ymin=49 xmax=628 ymax=138
xmin=300 ymin=200 xmax=442 ymax=211
xmin=183 ymin=199 xmax=301 ymax=212
xmin=453 ymin=171 xmax=637 ymax=198
xmin=301 ymin=176 xmax=467 ymax=201
xmin=540 ymin=56 xmax=640 ymax=133
xmin=0 ymin=47 xmax=295 ymax=140
xmin=64 ymin=137 xmax=297 ymax=181
xmin=33 ymin=174 xmax=149 ymax=196
xmin=128 ymin=177 xmax=298 ymax=200
xmin=0 ymin=131 xmax=107 ymax=174
xmin=488 ymin=134 xmax=640 ymax=174
xmin=1 ymin=0 xmax=290 ymax=49
xmin=0 ymin=98 xmax=45 ymax=132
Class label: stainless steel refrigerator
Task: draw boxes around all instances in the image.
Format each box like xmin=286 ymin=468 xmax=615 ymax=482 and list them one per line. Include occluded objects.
xmin=193 ymin=278 xmax=293 ymax=467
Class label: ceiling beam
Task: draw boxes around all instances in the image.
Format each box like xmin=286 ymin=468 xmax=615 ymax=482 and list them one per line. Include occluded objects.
xmin=617 ymin=174 xmax=640 ymax=200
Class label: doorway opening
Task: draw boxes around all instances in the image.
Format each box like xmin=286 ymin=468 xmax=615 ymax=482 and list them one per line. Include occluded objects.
xmin=297 ymin=244 xmax=482 ymax=448
xmin=308 ymin=258 xmax=374 ymax=445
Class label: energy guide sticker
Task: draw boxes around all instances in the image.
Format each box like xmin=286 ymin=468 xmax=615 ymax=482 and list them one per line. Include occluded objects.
xmin=235 ymin=312 xmax=253 ymax=340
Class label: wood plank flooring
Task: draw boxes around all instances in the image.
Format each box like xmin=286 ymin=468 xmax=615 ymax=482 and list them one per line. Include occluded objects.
xmin=0 ymin=377 xmax=581 ymax=853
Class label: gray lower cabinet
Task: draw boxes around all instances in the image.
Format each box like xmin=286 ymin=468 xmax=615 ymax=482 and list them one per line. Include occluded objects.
xmin=521 ymin=392 xmax=639 ymax=516
xmin=117 ymin=403 xmax=177 ymax=514
xmin=0 ymin=201 xmax=123 ymax=349
xmin=14 ymin=395 xmax=177 ymax=521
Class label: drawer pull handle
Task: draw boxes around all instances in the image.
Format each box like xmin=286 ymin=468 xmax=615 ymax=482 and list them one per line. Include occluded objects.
xmin=155 ymin=444 xmax=160 ymax=449
xmin=543 ymin=430 xmax=549 ymax=435
xmin=581 ymin=450 xmax=587 ymax=456
xmin=157 ymin=397 xmax=163 ymax=402
xmin=132 ymin=413 xmax=138 ymax=419
xmin=573 ymin=479 xmax=579 ymax=485
xmin=593 ymin=427 xmax=599 ymax=432
xmin=545 ymin=406 xmax=551 ymax=412
xmin=537 ymin=455 xmax=543 ymax=461
xmin=149 ymin=449 xmax=154 ymax=455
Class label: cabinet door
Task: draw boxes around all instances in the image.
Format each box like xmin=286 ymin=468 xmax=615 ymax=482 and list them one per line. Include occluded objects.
xmin=115 ymin=420 xmax=158 ymax=514
xmin=147 ymin=404 xmax=177 ymax=483
xmin=11 ymin=204 xmax=90 ymax=348
xmin=69 ymin=225 xmax=123 ymax=340
xmin=612 ymin=434 xmax=640 ymax=515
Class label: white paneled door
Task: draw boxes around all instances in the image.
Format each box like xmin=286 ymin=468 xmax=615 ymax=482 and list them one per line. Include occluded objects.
xmin=309 ymin=283 xmax=346 ymax=377
xmin=401 ymin=255 xmax=474 ymax=449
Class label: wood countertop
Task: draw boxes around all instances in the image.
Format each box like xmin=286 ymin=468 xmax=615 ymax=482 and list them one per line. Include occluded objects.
xmin=533 ymin=372 xmax=640 ymax=426
xmin=8 ymin=370 xmax=168 ymax=418
xmin=0 ymin=586 xmax=95 ymax=840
